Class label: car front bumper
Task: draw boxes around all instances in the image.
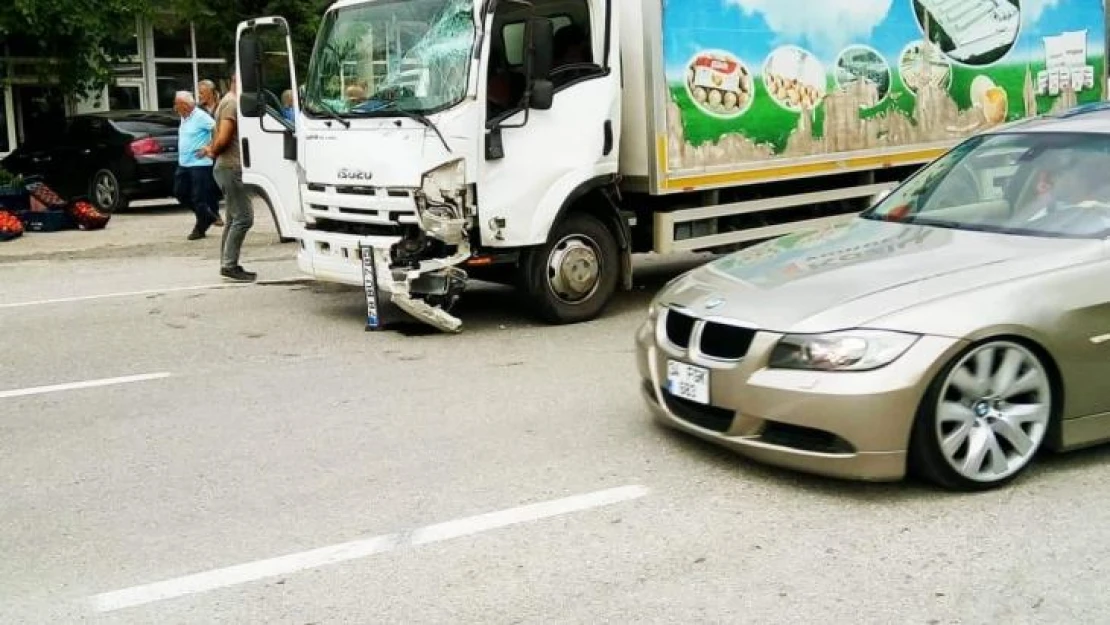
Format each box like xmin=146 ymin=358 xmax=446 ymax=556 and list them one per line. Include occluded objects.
xmin=634 ymin=313 xmax=965 ymax=482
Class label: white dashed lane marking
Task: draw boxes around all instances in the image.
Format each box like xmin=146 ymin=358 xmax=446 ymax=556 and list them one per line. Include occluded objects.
xmin=88 ymin=485 xmax=651 ymax=613
xmin=0 ymin=372 xmax=172 ymax=400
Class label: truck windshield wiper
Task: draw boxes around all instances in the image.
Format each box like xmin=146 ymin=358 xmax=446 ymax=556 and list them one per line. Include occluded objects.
xmin=354 ymin=101 xmax=452 ymax=154
xmin=306 ymin=99 xmax=350 ymax=128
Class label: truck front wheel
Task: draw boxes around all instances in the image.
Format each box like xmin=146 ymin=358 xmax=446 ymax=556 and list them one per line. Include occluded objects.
xmin=523 ymin=212 xmax=620 ymax=324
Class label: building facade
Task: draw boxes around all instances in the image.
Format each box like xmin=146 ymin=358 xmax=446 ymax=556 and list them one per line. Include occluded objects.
xmin=0 ymin=15 xmax=231 ymax=157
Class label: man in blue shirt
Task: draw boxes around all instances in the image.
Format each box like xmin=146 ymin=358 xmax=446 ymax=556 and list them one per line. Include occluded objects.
xmin=172 ymin=91 xmax=223 ymax=240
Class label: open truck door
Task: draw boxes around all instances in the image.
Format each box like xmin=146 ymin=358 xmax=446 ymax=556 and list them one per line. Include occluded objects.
xmin=235 ymin=17 xmax=303 ymax=242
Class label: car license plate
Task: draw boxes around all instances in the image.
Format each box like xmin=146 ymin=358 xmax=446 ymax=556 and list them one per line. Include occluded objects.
xmin=667 ymin=360 xmax=709 ymax=405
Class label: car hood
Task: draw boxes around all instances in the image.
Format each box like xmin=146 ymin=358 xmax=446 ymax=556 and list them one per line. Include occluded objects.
xmin=658 ymin=217 xmax=1103 ymax=333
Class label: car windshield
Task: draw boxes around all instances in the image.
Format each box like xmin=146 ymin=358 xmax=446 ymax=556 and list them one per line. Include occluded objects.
xmin=862 ymin=131 xmax=1110 ymax=239
xmin=302 ymin=0 xmax=476 ymax=118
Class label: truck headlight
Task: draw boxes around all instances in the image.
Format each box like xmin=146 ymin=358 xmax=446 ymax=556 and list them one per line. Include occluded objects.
xmin=416 ymin=158 xmax=470 ymax=244
xmin=768 ymin=329 xmax=919 ymax=372
xmin=420 ymin=158 xmax=467 ymax=212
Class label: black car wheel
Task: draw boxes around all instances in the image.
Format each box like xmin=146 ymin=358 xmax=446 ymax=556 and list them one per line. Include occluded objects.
xmin=90 ymin=168 xmax=129 ymax=213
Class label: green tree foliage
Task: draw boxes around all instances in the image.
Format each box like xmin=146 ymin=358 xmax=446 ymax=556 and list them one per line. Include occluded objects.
xmin=0 ymin=0 xmax=150 ymax=98
xmin=178 ymin=0 xmax=333 ymax=77
xmin=0 ymin=0 xmax=330 ymax=98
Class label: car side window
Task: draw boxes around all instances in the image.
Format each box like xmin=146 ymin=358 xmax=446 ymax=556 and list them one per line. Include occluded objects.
xmin=64 ymin=119 xmax=94 ymax=145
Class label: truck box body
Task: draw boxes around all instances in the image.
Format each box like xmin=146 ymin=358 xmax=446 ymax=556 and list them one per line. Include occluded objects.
xmin=626 ymin=0 xmax=1108 ymax=196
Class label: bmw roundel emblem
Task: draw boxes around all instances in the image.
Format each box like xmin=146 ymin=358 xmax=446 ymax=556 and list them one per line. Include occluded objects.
xmin=704 ymin=296 xmax=725 ymax=310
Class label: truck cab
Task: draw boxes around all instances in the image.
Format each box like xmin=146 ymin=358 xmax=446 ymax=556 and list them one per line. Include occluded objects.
xmin=235 ymin=0 xmax=627 ymax=332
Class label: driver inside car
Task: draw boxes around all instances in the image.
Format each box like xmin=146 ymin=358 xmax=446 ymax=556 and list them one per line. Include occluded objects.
xmin=1014 ymin=156 xmax=1110 ymax=228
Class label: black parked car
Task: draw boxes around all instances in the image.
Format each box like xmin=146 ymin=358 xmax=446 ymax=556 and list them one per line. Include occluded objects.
xmin=1 ymin=110 xmax=180 ymax=213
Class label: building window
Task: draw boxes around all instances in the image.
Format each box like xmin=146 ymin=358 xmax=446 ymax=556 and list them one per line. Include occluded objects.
xmin=108 ymin=85 xmax=143 ymax=110
xmin=197 ymin=62 xmax=231 ymax=94
xmin=0 ymin=93 xmax=10 ymax=154
xmin=154 ymin=62 xmax=196 ymax=109
xmin=153 ymin=20 xmax=193 ymax=58
xmin=148 ymin=18 xmax=231 ymax=110
xmin=194 ymin=28 xmax=225 ymax=60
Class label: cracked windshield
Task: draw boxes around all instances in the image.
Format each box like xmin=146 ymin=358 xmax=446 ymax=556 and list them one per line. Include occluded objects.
xmin=303 ymin=0 xmax=475 ymax=116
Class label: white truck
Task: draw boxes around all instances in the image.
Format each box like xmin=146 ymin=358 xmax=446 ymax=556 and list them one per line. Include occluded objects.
xmin=233 ymin=0 xmax=1106 ymax=332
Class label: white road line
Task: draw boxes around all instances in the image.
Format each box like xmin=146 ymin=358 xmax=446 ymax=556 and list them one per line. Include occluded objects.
xmin=88 ymin=484 xmax=649 ymax=613
xmin=0 ymin=277 xmax=308 ymax=310
xmin=0 ymin=372 xmax=172 ymax=399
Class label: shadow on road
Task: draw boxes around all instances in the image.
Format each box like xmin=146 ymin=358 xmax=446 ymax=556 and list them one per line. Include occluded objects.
xmin=650 ymin=405 xmax=1110 ymax=502
xmin=302 ymin=252 xmax=716 ymax=336
xmin=648 ymin=421 xmax=955 ymax=503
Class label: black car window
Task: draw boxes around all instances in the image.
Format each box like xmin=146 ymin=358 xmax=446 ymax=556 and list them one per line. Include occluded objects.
xmin=66 ymin=118 xmax=107 ymax=143
xmin=113 ymin=118 xmax=178 ymax=136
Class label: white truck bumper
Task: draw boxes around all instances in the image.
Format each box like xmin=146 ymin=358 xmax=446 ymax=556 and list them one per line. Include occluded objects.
xmin=295 ymin=230 xmax=402 ymax=292
xmin=294 ymin=228 xmax=470 ymax=333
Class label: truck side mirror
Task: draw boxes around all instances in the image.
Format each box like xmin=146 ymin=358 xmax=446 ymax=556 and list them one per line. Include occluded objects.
xmin=238 ymin=32 xmax=264 ymax=117
xmin=530 ymin=79 xmax=553 ymax=110
xmin=526 ymin=17 xmax=554 ymax=80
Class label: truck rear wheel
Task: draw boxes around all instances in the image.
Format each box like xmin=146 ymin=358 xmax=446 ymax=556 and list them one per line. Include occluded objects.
xmin=524 ymin=212 xmax=619 ymax=324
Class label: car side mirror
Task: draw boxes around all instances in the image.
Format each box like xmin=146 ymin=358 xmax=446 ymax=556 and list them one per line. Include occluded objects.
xmin=530 ymin=78 xmax=553 ymax=110
xmin=238 ymin=32 xmax=263 ymax=118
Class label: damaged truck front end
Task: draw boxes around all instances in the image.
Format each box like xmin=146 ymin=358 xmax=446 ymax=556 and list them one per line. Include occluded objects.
xmin=383 ymin=158 xmax=475 ymax=333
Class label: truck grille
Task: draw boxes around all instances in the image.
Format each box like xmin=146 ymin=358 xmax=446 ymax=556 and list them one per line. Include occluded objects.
xmin=662 ymin=307 xmax=756 ymax=361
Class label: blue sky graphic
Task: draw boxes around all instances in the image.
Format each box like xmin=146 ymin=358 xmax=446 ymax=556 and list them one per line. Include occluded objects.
xmin=662 ymin=0 xmax=1107 ymax=82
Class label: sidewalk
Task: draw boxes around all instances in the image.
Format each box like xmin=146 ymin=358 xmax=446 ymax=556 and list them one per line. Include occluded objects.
xmin=0 ymin=195 xmax=293 ymax=265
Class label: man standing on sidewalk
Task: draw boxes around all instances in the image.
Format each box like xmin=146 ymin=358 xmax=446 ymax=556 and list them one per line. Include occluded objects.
xmin=197 ymin=79 xmax=220 ymax=117
xmin=172 ymin=91 xmax=222 ymax=241
xmin=201 ymin=74 xmax=255 ymax=282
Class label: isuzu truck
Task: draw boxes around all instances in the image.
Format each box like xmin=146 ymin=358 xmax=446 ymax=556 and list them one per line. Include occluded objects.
xmin=234 ymin=0 xmax=1106 ymax=332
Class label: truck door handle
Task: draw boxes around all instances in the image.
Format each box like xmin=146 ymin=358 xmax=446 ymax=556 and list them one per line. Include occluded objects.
xmin=242 ymin=138 xmax=251 ymax=168
xmin=603 ymin=120 xmax=613 ymax=156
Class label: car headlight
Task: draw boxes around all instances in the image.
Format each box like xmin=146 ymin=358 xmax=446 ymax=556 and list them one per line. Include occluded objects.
xmin=768 ymin=329 xmax=920 ymax=372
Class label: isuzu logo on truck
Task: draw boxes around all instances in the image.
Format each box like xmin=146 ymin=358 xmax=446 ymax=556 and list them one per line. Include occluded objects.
xmin=337 ymin=168 xmax=372 ymax=181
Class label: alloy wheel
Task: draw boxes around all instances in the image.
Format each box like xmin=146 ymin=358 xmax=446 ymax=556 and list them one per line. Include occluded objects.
xmin=934 ymin=341 xmax=1052 ymax=483
xmin=93 ymin=170 xmax=119 ymax=210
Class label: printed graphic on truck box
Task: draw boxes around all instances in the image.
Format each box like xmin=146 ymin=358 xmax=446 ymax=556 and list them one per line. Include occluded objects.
xmin=835 ymin=45 xmax=893 ymax=102
xmin=684 ymin=50 xmax=755 ymax=118
xmin=661 ymin=0 xmax=1106 ymax=176
xmin=913 ymin=0 xmax=1021 ymax=66
xmin=763 ymin=46 xmax=828 ymax=111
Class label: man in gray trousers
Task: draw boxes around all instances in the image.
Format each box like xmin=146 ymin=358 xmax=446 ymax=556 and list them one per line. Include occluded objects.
xmin=201 ymin=72 xmax=255 ymax=282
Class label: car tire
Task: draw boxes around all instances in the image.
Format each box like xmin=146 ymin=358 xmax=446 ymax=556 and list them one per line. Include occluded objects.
xmin=908 ymin=338 xmax=1056 ymax=492
xmin=89 ymin=168 xmax=129 ymax=213
xmin=522 ymin=212 xmax=619 ymax=325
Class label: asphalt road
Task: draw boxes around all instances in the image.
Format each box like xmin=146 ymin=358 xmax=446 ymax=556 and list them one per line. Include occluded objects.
xmin=4 ymin=248 xmax=1110 ymax=624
